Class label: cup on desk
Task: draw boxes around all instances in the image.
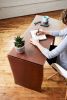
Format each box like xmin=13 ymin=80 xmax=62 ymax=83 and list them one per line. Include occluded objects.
xmin=41 ymin=16 xmax=49 ymax=27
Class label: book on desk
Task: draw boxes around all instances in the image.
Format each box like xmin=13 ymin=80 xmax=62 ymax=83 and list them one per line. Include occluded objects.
xmin=30 ymin=30 xmax=47 ymax=40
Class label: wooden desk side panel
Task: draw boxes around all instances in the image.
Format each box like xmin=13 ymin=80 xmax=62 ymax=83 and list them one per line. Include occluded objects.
xmin=8 ymin=55 xmax=43 ymax=92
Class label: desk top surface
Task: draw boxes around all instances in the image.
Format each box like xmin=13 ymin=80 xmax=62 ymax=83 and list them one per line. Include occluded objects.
xmin=8 ymin=15 xmax=65 ymax=65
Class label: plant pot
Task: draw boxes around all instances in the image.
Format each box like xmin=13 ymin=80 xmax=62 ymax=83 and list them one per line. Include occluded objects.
xmin=15 ymin=46 xmax=25 ymax=53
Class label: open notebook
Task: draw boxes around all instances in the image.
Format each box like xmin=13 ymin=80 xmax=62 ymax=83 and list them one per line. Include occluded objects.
xmin=30 ymin=30 xmax=47 ymax=40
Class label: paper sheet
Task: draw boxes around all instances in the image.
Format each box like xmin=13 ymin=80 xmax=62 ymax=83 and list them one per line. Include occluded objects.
xmin=30 ymin=30 xmax=47 ymax=40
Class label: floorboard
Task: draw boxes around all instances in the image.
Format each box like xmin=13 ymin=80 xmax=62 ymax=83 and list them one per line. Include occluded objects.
xmin=0 ymin=10 xmax=66 ymax=100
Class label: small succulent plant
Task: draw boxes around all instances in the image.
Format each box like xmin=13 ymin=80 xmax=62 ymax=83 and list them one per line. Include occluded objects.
xmin=14 ymin=36 xmax=25 ymax=48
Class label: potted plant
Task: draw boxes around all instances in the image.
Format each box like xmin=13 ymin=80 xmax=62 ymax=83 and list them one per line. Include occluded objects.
xmin=14 ymin=36 xmax=25 ymax=53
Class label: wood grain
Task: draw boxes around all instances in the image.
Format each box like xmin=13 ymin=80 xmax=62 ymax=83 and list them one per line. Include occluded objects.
xmin=0 ymin=10 xmax=66 ymax=100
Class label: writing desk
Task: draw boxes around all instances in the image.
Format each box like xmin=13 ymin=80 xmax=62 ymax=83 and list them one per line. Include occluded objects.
xmin=8 ymin=15 xmax=64 ymax=91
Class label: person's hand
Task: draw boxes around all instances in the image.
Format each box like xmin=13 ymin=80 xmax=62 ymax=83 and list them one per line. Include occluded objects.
xmin=36 ymin=28 xmax=49 ymax=35
xmin=30 ymin=38 xmax=39 ymax=46
xmin=36 ymin=29 xmax=44 ymax=35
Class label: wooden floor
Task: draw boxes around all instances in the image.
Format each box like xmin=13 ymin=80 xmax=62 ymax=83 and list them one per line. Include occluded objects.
xmin=0 ymin=10 xmax=66 ymax=100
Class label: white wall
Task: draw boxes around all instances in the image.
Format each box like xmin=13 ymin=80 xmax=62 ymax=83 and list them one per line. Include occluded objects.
xmin=0 ymin=0 xmax=67 ymax=19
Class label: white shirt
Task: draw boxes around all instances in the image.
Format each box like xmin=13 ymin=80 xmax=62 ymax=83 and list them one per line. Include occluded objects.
xmin=41 ymin=28 xmax=67 ymax=70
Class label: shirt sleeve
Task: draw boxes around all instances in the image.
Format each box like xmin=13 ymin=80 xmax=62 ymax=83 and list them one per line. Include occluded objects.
xmin=41 ymin=36 xmax=67 ymax=59
xmin=50 ymin=30 xmax=60 ymax=36
xmin=50 ymin=28 xmax=67 ymax=37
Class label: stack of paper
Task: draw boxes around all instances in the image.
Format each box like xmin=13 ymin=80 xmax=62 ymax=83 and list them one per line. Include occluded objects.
xmin=30 ymin=30 xmax=47 ymax=40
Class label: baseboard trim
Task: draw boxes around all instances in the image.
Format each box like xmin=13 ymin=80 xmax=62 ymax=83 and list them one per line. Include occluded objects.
xmin=0 ymin=0 xmax=67 ymax=19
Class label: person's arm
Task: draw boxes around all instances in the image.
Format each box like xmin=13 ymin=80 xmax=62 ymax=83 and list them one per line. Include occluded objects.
xmin=51 ymin=28 xmax=67 ymax=36
xmin=36 ymin=29 xmax=51 ymax=36
xmin=36 ymin=28 xmax=60 ymax=36
xmin=30 ymin=36 xmax=67 ymax=59
xmin=37 ymin=28 xmax=67 ymax=37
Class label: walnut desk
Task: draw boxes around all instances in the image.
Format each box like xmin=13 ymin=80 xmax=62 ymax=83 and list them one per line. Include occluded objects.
xmin=8 ymin=15 xmax=64 ymax=91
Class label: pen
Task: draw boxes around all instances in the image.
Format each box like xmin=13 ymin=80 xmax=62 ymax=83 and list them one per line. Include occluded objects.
xmin=34 ymin=21 xmax=41 ymax=25
xmin=36 ymin=29 xmax=39 ymax=35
